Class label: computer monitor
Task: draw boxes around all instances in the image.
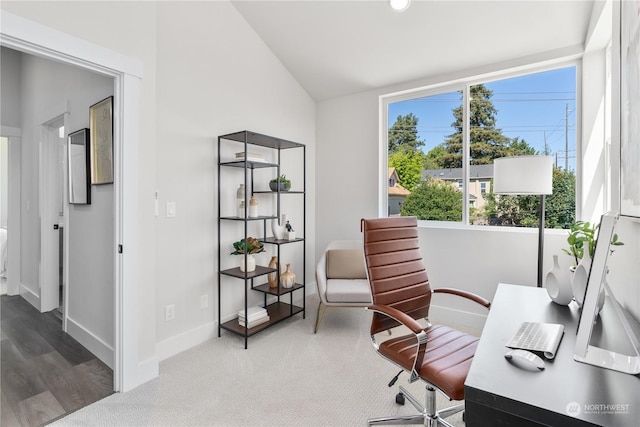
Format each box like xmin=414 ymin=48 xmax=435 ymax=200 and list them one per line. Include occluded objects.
xmin=574 ymin=211 xmax=640 ymax=374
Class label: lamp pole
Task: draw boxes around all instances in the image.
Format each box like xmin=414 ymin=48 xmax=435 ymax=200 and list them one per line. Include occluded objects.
xmin=538 ymin=194 xmax=545 ymax=288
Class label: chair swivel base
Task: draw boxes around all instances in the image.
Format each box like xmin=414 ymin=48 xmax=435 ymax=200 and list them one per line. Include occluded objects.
xmin=368 ymin=385 xmax=464 ymax=427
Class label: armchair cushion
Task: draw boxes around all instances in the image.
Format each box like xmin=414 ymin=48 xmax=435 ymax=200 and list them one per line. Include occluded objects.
xmin=326 ymin=278 xmax=371 ymax=303
xmin=326 ymin=249 xmax=367 ymax=279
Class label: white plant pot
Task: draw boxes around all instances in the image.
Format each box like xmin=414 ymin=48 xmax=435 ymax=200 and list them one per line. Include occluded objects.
xmin=239 ymin=254 xmax=256 ymax=272
xmin=271 ymin=214 xmax=287 ymax=240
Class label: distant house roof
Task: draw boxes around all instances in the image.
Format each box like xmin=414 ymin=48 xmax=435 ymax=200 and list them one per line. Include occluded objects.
xmin=388 ymin=167 xmax=411 ymax=196
xmin=422 ymin=164 xmax=494 ymax=181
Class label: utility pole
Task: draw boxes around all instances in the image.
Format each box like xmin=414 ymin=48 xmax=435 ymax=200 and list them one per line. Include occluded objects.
xmin=565 ymin=103 xmax=569 ymax=171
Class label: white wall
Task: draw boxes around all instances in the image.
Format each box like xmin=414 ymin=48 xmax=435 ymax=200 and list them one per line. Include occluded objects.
xmin=1 ymin=0 xmax=317 ymax=368
xmin=316 ymin=5 xmax=639 ymax=329
xmin=0 ymin=47 xmax=21 ymax=129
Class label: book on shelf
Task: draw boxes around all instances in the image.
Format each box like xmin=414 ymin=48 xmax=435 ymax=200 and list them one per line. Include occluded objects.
xmin=238 ymin=306 xmax=268 ymax=322
xmin=239 ymin=315 xmax=270 ymax=329
xmin=235 ymin=152 xmax=265 ymax=162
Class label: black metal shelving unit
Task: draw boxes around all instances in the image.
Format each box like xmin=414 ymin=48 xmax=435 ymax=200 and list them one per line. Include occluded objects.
xmin=217 ymin=130 xmax=306 ymax=348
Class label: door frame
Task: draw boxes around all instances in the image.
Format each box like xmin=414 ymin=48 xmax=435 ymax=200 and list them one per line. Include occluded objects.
xmin=0 ymin=11 xmax=157 ymax=392
xmin=0 ymin=126 xmax=21 ymax=296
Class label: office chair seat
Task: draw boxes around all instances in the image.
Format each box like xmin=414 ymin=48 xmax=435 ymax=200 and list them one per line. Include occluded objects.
xmin=378 ymin=324 xmax=478 ymax=401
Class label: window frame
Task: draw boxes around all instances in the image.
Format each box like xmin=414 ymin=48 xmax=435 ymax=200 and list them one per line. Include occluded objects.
xmin=380 ymin=59 xmax=582 ymax=229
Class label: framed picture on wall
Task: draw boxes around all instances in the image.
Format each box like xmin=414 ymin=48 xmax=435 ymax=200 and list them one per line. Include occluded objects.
xmin=620 ymin=1 xmax=640 ymax=218
xmin=68 ymin=128 xmax=91 ymax=204
xmin=89 ymin=96 xmax=114 ymax=185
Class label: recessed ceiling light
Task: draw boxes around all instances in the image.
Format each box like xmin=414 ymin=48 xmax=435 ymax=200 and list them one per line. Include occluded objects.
xmin=389 ymin=0 xmax=411 ymax=12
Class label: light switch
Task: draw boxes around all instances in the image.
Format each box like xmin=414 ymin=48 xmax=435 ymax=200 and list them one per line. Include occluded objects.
xmin=166 ymin=202 xmax=176 ymax=218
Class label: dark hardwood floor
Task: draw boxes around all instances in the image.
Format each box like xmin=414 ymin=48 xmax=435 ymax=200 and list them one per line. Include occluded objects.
xmin=1 ymin=295 xmax=113 ymax=426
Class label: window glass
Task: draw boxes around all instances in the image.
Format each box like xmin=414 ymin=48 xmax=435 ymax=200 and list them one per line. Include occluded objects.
xmin=387 ymin=66 xmax=576 ymax=228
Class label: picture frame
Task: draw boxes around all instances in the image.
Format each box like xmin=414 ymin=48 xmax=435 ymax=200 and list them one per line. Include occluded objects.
xmin=68 ymin=128 xmax=91 ymax=204
xmin=89 ymin=96 xmax=114 ymax=184
xmin=620 ymin=1 xmax=640 ymax=218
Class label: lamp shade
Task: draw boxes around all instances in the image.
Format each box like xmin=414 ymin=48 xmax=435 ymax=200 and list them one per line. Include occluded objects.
xmin=493 ymin=155 xmax=553 ymax=195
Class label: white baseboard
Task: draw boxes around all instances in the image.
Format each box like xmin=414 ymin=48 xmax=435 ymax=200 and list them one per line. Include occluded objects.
xmin=66 ymin=316 xmax=114 ymax=369
xmin=156 ymin=321 xmax=216 ymax=362
xmin=19 ymin=284 xmax=40 ymax=309
xmin=121 ymin=356 xmax=159 ymax=393
xmin=429 ymin=304 xmax=488 ymax=332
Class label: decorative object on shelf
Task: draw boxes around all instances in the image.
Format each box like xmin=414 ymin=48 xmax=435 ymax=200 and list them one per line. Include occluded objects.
xmin=545 ymin=255 xmax=573 ymax=305
xmin=235 ymin=151 xmax=265 ymax=163
xmin=280 ymin=263 xmax=296 ymax=289
xmin=249 ymin=196 xmax=259 ymax=218
xmin=271 ymin=213 xmax=287 ymax=240
xmin=285 ymin=220 xmax=295 ymax=240
xmin=237 ymin=201 xmax=245 ymax=218
xmin=237 ymin=306 xmax=269 ymax=328
xmin=269 ymin=174 xmax=291 ymax=192
xmin=231 ymin=237 xmax=264 ymax=272
xmin=236 ymin=184 xmax=245 ymax=215
xmin=267 ymin=256 xmax=279 ymax=288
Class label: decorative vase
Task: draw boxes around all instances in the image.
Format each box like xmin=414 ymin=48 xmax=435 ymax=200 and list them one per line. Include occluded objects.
xmin=271 ymin=213 xmax=287 ymax=240
xmin=237 ymin=201 xmax=245 ymax=218
xmin=236 ymin=184 xmax=245 ymax=211
xmin=545 ymin=255 xmax=573 ymax=305
xmin=268 ymin=256 xmax=278 ymax=288
xmin=571 ymin=250 xmax=591 ymax=307
xmin=239 ymin=254 xmax=256 ymax=273
xmin=280 ymin=263 xmax=296 ymax=289
xmin=249 ymin=196 xmax=259 ymax=218
xmin=269 ymin=181 xmax=289 ymax=192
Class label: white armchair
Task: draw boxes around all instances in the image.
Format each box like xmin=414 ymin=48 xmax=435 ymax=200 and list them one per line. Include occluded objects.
xmin=314 ymin=240 xmax=373 ymax=333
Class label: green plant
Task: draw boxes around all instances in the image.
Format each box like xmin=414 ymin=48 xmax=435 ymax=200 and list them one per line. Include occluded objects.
xmin=563 ymin=220 xmax=623 ymax=267
xmin=270 ymin=174 xmax=291 ymax=190
xmin=231 ymin=237 xmax=265 ymax=255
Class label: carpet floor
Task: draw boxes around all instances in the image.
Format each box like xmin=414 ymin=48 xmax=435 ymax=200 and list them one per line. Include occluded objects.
xmin=51 ymin=295 xmax=475 ymax=426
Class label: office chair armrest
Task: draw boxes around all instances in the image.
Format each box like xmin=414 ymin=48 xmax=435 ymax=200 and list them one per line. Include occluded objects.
xmin=433 ymin=287 xmax=491 ymax=309
xmin=366 ymin=304 xmax=424 ymax=334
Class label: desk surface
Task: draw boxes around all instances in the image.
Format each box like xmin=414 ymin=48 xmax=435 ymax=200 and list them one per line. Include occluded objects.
xmin=465 ymin=283 xmax=640 ymax=427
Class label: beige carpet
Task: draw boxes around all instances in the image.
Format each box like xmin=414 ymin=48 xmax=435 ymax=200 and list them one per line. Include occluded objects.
xmin=52 ymin=295 xmax=473 ymax=426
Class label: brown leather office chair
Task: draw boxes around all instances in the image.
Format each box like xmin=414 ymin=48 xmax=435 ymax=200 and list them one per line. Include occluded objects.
xmin=361 ymin=216 xmax=491 ymax=426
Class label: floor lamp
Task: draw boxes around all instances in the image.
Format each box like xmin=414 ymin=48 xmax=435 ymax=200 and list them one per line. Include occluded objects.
xmin=493 ymin=155 xmax=553 ymax=287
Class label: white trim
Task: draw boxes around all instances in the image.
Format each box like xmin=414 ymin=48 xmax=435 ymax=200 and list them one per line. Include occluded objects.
xmin=156 ymin=321 xmax=216 ymax=362
xmin=0 ymin=11 xmax=156 ymax=392
xmin=66 ymin=316 xmax=115 ymax=369
xmin=19 ymin=283 xmax=39 ymax=308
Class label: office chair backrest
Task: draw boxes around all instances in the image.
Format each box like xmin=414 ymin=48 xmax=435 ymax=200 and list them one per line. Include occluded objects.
xmin=361 ymin=216 xmax=431 ymax=335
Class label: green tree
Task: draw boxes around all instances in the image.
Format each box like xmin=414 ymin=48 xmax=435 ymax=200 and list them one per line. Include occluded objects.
xmin=485 ymin=167 xmax=576 ymax=228
xmin=441 ymin=85 xmax=511 ymax=168
xmin=509 ymin=137 xmax=537 ymax=155
xmin=389 ymin=148 xmax=425 ymax=191
xmin=424 ymin=144 xmax=448 ymax=169
xmin=401 ymin=177 xmax=462 ymax=221
xmin=388 ymin=113 xmax=424 ymax=153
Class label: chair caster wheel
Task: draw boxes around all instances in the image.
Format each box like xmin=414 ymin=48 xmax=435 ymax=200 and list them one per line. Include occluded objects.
xmin=395 ymin=393 xmax=405 ymax=405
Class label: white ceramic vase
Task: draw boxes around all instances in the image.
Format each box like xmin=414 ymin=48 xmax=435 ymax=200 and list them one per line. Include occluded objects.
xmin=545 ymin=255 xmax=573 ymax=305
xmin=239 ymin=254 xmax=256 ymax=273
xmin=271 ymin=214 xmax=287 ymax=240
xmin=571 ymin=251 xmax=591 ymax=307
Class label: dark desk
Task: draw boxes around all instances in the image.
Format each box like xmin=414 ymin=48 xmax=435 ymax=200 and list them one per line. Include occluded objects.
xmin=465 ymin=283 xmax=640 ymax=427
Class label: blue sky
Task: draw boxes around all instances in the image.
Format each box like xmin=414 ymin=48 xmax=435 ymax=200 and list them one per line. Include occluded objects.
xmin=388 ymin=66 xmax=577 ymax=170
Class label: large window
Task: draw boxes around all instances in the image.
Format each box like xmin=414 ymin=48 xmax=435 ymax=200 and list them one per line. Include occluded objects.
xmin=386 ymin=66 xmax=577 ymax=229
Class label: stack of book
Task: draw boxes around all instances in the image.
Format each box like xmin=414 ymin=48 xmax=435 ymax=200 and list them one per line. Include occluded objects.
xmin=238 ymin=306 xmax=270 ymax=328
xmin=235 ymin=152 xmax=265 ymax=163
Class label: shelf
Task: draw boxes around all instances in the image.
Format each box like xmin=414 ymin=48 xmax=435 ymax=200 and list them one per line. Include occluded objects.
xmin=220 ymin=265 xmax=276 ymax=279
xmin=220 ymin=302 xmax=304 ymax=336
xmin=219 ymin=130 xmax=304 ymax=150
xmin=262 ymin=237 xmax=304 ymax=245
xmin=220 ymin=160 xmax=277 ymax=169
xmin=252 ymin=281 xmax=305 ymax=296
xmin=220 ymin=215 xmax=277 ymax=221
xmin=253 ymin=190 xmax=305 ymax=195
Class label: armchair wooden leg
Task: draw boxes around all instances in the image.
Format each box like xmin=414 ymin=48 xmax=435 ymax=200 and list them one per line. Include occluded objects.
xmin=314 ymin=301 xmax=328 ymax=333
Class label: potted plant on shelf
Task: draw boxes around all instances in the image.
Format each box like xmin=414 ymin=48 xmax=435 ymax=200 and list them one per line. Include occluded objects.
xmin=231 ymin=237 xmax=265 ymax=272
xmin=269 ymin=174 xmax=291 ymax=192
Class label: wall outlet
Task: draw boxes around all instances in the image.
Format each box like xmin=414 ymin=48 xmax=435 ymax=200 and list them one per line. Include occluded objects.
xmin=200 ymin=294 xmax=208 ymax=309
xmin=165 ymin=304 xmax=175 ymax=321
xmin=166 ymin=202 xmax=176 ymax=218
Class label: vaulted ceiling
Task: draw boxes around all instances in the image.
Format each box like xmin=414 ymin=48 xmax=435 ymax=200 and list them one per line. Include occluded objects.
xmin=232 ymin=0 xmax=596 ymax=101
